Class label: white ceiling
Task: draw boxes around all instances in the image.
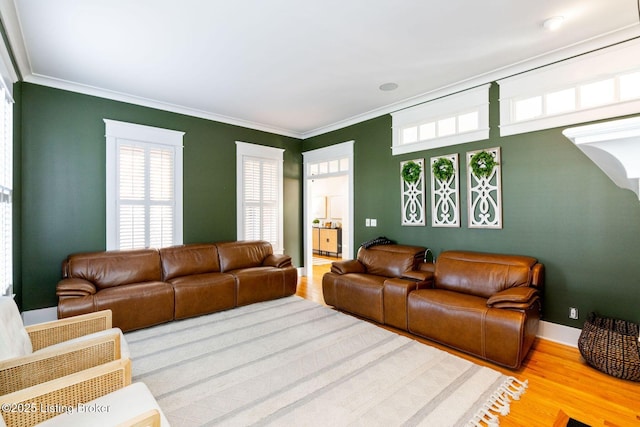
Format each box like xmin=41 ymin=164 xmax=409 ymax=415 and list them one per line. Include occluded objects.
xmin=1 ymin=0 xmax=639 ymax=138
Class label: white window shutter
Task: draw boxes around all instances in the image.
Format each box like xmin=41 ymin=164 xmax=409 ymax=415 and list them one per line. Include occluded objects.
xmin=105 ymin=120 xmax=183 ymax=251
xmin=236 ymin=142 xmax=284 ymax=254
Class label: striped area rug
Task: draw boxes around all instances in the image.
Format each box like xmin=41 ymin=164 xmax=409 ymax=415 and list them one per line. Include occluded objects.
xmin=125 ymin=296 xmax=526 ymax=426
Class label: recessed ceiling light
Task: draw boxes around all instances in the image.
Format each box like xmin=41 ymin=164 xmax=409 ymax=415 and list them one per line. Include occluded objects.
xmin=542 ymin=16 xmax=565 ymax=31
xmin=379 ymin=82 xmax=398 ymax=91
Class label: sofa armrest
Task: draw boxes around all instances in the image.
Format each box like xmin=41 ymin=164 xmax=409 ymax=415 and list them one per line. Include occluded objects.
xmin=57 ymin=278 xmax=97 ymax=297
xmin=416 ymin=262 xmax=435 ymax=274
xmin=25 ymin=310 xmax=112 ymax=350
xmin=531 ymin=263 xmax=545 ymax=289
xmin=0 ymin=331 xmax=123 ymax=395
xmin=486 ymin=287 xmax=540 ymax=309
xmin=330 ymin=259 xmax=366 ymax=275
xmin=263 ymin=254 xmax=292 ymax=268
xmin=401 ymin=270 xmax=434 ymax=289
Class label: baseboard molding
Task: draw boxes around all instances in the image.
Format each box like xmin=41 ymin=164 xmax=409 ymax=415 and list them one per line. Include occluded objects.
xmin=21 ymin=306 xmax=582 ymax=348
xmin=537 ymin=320 xmax=581 ymax=348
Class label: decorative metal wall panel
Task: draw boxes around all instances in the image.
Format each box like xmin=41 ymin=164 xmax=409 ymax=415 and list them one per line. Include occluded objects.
xmin=430 ymin=154 xmax=460 ymax=227
xmin=467 ymin=147 xmax=502 ymax=228
xmin=401 ymin=158 xmax=425 ymax=226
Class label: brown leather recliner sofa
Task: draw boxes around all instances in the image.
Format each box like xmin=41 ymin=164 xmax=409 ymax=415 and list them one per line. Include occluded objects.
xmin=322 ymin=244 xmax=427 ymax=330
xmin=56 ymin=241 xmax=297 ymax=331
xmin=323 ymin=246 xmax=544 ymax=369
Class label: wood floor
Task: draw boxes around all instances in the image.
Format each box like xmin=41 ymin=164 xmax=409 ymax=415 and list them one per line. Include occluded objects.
xmin=297 ymin=259 xmax=640 ymax=427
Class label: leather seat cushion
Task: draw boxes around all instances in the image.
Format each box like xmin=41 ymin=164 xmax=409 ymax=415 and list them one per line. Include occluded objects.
xmin=435 ymin=251 xmax=537 ymax=298
xmin=169 ymin=273 xmax=237 ymax=319
xmin=94 ymin=282 xmax=174 ymax=332
xmin=217 ymin=241 xmax=272 ymax=272
xmin=66 ymin=250 xmax=162 ymax=290
xmin=357 ymin=245 xmax=424 ymax=278
xmin=160 ymin=244 xmax=220 ymax=281
xmin=407 ymin=289 xmax=525 ymax=367
xmin=334 ymin=274 xmax=385 ymax=323
xmin=232 ymin=267 xmax=291 ymax=306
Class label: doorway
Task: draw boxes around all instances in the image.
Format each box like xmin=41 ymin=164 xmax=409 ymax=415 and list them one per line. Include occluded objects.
xmin=302 ymin=141 xmax=354 ymax=277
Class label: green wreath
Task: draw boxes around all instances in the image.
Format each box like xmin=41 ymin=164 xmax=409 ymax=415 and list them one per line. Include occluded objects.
xmin=401 ymin=161 xmax=422 ymax=184
xmin=432 ymin=158 xmax=455 ymax=181
xmin=470 ymin=151 xmax=498 ymax=178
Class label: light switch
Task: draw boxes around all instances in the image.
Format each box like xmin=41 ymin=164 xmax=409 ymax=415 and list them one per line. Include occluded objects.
xmin=371 ymin=219 xmax=377 ymax=227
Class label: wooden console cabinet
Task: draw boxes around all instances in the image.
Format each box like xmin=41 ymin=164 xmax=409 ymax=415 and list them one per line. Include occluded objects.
xmin=312 ymin=227 xmax=342 ymax=256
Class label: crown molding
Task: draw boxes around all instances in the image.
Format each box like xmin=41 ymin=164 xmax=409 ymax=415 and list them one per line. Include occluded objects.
xmin=22 ymin=73 xmax=304 ymax=139
xmin=301 ymin=24 xmax=640 ymax=139
xmin=3 ymin=0 xmax=639 ymax=142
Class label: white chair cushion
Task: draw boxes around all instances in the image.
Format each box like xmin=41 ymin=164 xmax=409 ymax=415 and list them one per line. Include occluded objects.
xmin=37 ymin=328 xmax=130 ymax=360
xmin=36 ymin=382 xmax=169 ymax=426
xmin=0 ymin=297 xmax=33 ymax=361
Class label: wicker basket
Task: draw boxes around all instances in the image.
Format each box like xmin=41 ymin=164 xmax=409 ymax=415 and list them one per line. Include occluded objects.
xmin=578 ymin=312 xmax=640 ymax=382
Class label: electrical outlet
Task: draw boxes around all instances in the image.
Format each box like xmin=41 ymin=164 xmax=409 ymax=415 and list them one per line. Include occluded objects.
xmin=370 ymin=218 xmax=377 ymax=227
xmin=569 ymin=307 xmax=578 ymax=320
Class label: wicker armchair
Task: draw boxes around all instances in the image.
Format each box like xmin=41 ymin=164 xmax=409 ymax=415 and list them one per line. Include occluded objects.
xmin=0 ymin=358 xmax=168 ymax=426
xmin=0 ymin=297 xmax=128 ymax=395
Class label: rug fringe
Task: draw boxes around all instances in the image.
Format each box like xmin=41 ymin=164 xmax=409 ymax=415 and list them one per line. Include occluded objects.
xmin=467 ymin=377 xmax=528 ymax=427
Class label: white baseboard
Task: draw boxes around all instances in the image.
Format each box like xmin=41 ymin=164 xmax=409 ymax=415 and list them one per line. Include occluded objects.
xmin=22 ymin=306 xmax=57 ymax=326
xmin=537 ymin=320 xmax=581 ymax=348
xmin=20 ymin=306 xmax=582 ymax=347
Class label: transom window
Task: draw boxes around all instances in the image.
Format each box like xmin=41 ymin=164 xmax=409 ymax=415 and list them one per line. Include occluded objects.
xmin=391 ymin=84 xmax=490 ymax=155
xmin=308 ymin=158 xmax=349 ymax=177
xmin=512 ymin=72 xmax=640 ymax=123
xmin=499 ymin=38 xmax=640 ymax=136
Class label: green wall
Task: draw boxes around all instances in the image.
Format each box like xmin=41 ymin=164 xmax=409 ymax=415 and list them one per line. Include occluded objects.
xmin=17 ymin=83 xmax=302 ymax=311
xmin=15 ymin=81 xmax=640 ymax=330
xmin=303 ymin=84 xmax=640 ymax=328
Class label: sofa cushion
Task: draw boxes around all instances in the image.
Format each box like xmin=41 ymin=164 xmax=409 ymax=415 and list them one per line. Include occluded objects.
xmin=217 ymin=241 xmax=273 ymax=272
xmin=94 ymin=282 xmax=174 ymax=331
xmin=233 ymin=266 xmax=295 ymax=306
xmin=357 ymin=245 xmax=425 ymax=278
xmin=0 ymin=297 xmax=33 ymax=361
xmin=65 ymin=249 xmax=162 ymax=290
xmin=160 ymin=244 xmax=220 ymax=281
xmin=435 ymin=250 xmax=537 ymax=298
xmin=169 ymin=273 xmax=236 ymax=319
xmin=334 ymin=274 xmax=386 ymax=323
xmin=37 ymin=382 xmax=170 ymax=427
xmin=408 ymin=288 xmax=530 ymax=368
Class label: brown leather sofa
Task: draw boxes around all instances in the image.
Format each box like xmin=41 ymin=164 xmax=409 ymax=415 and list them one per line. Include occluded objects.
xmin=322 ymin=244 xmax=427 ymax=330
xmin=407 ymin=250 xmax=544 ymax=369
xmin=323 ymin=246 xmax=544 ymax=369
xmin=57 ymin=241 xmax=297 ymax=331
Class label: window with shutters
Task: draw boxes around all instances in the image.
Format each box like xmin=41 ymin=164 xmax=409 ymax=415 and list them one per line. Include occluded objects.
xmin=236 ymin=141 xmax=284 ymax=254
xmin=0 ymin=88 xmax=13 ymax=296
xmin=105 ymin=119 xmax=184 ymax=250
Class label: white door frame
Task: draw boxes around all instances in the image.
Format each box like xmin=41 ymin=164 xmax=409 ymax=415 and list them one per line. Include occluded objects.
xmin=302 ymin=141 xmax=354 ymax=276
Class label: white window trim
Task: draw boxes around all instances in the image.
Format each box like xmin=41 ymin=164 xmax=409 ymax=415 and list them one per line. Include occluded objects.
xmin=391 ymin=84 xmax=490 ymax=156
xmin=0 ymin=88 xmax=12 ymax=297
xmin=302 ymin=141 xmax=354 ymax=276
xmin=236 ymin=141 xmax=285 ymax=254
xmin=105 ymin=119 xmax=184 ymax=250
xmin=498 ymin=38 xmax=640 ymax=137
